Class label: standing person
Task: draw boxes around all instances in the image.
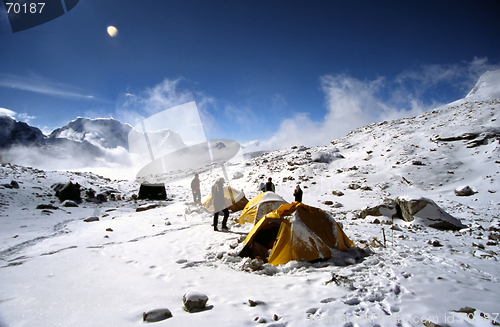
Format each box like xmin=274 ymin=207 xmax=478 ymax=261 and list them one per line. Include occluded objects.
xmin=212 ymin=177 xmax=229 ymax=231
xmin=293 ymin=184 xmax=303 ymax=203
xmin=265 ymin=177 xmax=275 ymax=192
xmin=259 ymin=178 xmax=266 ymax=193
xmin=191 ymin=174 xmax=201 ymax=204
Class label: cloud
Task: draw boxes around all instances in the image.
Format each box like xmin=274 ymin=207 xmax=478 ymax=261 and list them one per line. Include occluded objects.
xmin=120 ymin=78 xmax=215 ymax=122
xmin=0 ymin=73 xmax=99 ymax=100
xmin=0 ymin=107 xmax=16 ymax=117
xmin=0 ymin=107 xmax=37 ymax=124
xmin=250 ymin=58 xmax=500 ymax=152
xmin=395 ymin=57 xmax=500 ymax=96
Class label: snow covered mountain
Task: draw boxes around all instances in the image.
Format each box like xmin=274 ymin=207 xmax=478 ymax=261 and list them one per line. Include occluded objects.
xmin=0 ymin=70 xmax=499 ymax=327
xmin=49 ymin=117 xmax=133 ymax=150
xmin=0 ymin=116 xmax=187 ymax=170
xmin=0 ymin=116 xmax=46 ymax=149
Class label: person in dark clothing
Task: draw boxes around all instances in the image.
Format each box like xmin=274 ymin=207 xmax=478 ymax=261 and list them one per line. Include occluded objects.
xmin=212 ymin=177 xmax=229 ymax=231
xmin=293 ymin=185 xmax=303 ymax=203
xmin=265 ymin=177 xmax=275 ymax=192
xmin=191 ymin=174 xmax=201 ymax=204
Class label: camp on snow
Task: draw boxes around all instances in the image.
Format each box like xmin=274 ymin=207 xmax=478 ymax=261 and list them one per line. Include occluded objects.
xmin=202 ymin=186 xmax=249 ymax=212
xmin=56 ymin=181 xmax=81 ymax=202
xmin=239 ymin=202 xmax=354 ymax=266
xmin=238 ymin=191 xmax=288 ymax=225
xmin=138 ymin=183 xmax=167 ymax=200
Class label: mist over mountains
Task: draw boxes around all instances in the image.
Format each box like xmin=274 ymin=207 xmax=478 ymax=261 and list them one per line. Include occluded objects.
xmin=0 ymin=70 xmax=499 ymax=172
xmin=0 ymin=116 xmax=187 ymax=171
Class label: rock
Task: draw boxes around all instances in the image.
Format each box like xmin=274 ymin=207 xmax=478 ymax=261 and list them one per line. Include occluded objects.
xmin=332 ymin=202 xmax=343 ymax=208
xmin=254 ymin=317 xmax=267 ymax=323
xmin=143 ymin=308 xmax=172 ymax=322
xmin=391 ymin=225 xmax=403 ymax=231
xmin=311 ymin=152 xmax=344 ymax=163
xmin=430 ymin=239 xmax=443 ymax=247
xmin=455 ymin=185 xmax=476 ymax=196
xmin=136 ymin=204 xmax=159 ymax=212
xmin=96 ymin=193 xmax=107 ymax=203
xmin=359 ymin=201 xmax=396 ymax=219
xmin=106 ymin=228 xmax=113 ymax=232
xmin=360 ymin=185 xmax=372 ymax=191
xmin=233 ymin=171 xmax=244 ymax=180
xmin=332 ymin=190 xmax=344 ymax=196
xmin=322 ymin=201 xmax=334 ymax=205
xmin=10 ymin=180 xmax=20 ymax=189
xmin=36 ymin=204 xmax=59 ymax=210
xmin=412 ymin=160 xmax=426 ymax=166
xmin=83 ymin=216 xmax=99 ymax=222
xmin=348 ymin=183 xmax=361 ymax=190
xmin=62 ymin=200 xmax=78 ymax=207
xmin=183 ymin=291 xmax=209 ymax=313
xmin=395 ymin=197 xmax=467 ymax=230
xmin=489 ymin=233 xmax=500 ymax=241
xmin=422 ymin=320 xmax=443 ymax=327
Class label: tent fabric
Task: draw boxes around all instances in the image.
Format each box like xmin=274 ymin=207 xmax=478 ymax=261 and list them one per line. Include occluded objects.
xmin=240 ymin=202 xmax=354 ymax=266
xmin=138 ymin=183 xmax=167 ymax=200
xmin=202 ymin=186 xmax=248 ymax=213
xmin=57 ymin=181 xmax=81 ymax=202
xmin=237 ymin=192 xmax=288 ymax=225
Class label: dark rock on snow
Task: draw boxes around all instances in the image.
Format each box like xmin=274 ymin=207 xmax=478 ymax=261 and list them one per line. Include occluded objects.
xmin=142 ymin=308 xmax=173 ymax=322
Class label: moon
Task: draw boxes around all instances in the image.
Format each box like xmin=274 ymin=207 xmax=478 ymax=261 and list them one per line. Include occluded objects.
xmin=107 ymin=26 xmax=118 ymax=37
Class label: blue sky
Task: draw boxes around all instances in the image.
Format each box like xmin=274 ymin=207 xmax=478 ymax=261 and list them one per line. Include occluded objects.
xmin=1 ymin=0 xmax=500 ymax=150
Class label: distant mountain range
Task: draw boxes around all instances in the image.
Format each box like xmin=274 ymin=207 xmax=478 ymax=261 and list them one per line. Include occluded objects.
xmin=1 ymin=70 xmax=499 ymax=169
xmin=0 ymin=116 xmax=187 ymax=168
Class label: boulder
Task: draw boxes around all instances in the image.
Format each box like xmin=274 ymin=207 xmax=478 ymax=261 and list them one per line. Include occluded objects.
xmin=348 ymin=183 xmax=361 ymax=190
xmin=358 ymin=201 xmax=396 ymax=219
xmin=36 ymin=204 xmax=59 ymax=210
xmin=136 ymin=204 xmax=159 ymax=212
xmin=183 ymin=291 xmax=209 ymax=313
xmin=83 ymin=216 xmax=99 ymax=223
xmin=143 ymin=308 xmax=172 ymax=322
xmin=62 ymin=200 xmax=78 ymax=207
xmin=455 ymin=185 xmax=476 ymax=196
xmin=395 ymin=197 xmax=467 ymax=230
xmin=311 ymin=152 xmax=344 ymax=163
xmin=233 ymin=171 xmax=244 ymax=180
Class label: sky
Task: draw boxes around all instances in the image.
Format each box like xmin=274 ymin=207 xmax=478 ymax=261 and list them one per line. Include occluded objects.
xmin=1 ymin=0 xmax=500 ymax=151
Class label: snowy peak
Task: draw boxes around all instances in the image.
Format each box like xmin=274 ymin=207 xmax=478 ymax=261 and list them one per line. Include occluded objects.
xmin=466 ymin=69 xmax=500 ymax=100
xmin=0 ymin=116 xmax=46 ymax=149
xmin=49 ymin=117 xmax=132 ymax=150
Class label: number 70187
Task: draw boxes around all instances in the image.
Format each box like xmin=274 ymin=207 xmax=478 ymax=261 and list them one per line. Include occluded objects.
xmin=5 ymin=2 xmax=45 ymax=14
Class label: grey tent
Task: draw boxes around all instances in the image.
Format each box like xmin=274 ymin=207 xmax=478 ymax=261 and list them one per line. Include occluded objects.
xmin=57 ymin=181 xmax=81 ymax=202
xmin=138 ymin=183 xmax=167 ymax=200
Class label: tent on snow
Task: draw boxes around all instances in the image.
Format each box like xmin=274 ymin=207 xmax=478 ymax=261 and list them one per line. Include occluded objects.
xmin=57 ymin=181 xmax=81 ymax=202
xmin=138 ymin=183 xmax=167 ymax=200
xmin=238 ymin=192 xmax=288 ymax=225
xmin=202 ymin=186 xmax=248 ymax=212
xmin=239 ymin=202 xmax=354 ymax=266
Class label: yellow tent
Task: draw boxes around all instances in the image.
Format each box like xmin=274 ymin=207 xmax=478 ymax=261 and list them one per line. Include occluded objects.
xmin=202 ymin=186 xmax=248 ymax=213
xmin=238 ymin=192 xmax=288 ymax=225
xmin=239 ymin=202 xmax=354 ymax=266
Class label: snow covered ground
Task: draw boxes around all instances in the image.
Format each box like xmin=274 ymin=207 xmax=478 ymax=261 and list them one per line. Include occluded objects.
xmin=1 ymin=71 xmax=499 ymax=326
